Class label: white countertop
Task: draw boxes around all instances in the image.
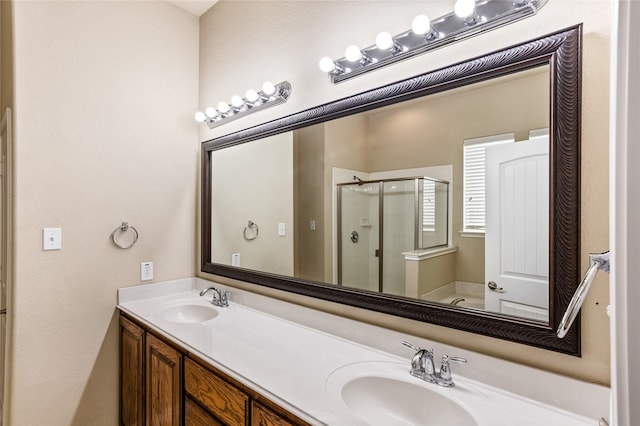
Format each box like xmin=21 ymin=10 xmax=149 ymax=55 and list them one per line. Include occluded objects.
xmin=117 ymin=277 xmax=609 ymax=426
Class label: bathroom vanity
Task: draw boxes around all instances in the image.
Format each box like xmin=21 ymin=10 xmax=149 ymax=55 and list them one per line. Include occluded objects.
xmin=117 ymin=278 xmax=608 ymax=425
xmin=120 ymin=314 xmax=306 ymax=425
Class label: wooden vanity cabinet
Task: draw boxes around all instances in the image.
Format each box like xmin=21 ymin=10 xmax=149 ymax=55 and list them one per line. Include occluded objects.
xmin=120 ymin=315 xmax=183 ymax=426
xmin=120 ymin=313 xmax=309 ymax=426
xmin=120 ymin=315 xmax=145 ymax=425
xmin=185 ymin=356 xmax=308 ymax=426
xmin=146 ymin=333 xmax=182 ymax=426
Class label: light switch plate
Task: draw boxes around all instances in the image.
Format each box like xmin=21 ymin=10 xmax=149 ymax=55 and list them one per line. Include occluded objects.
xmin=43 ymin=228 xmax=62 ymax=250
xmin=278 ymin=222 xmax=286 ymax=236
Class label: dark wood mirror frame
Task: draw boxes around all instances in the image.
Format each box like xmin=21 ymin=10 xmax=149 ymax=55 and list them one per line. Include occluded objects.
xmin=202 ymin=25 xmax=582 ymax=355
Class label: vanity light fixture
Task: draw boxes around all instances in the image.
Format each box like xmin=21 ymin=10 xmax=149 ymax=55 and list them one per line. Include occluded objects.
xmin=454 ymin=0 xmax=480 ymax=23
xmin=195 ymin=81 xmax=292 ymax=129
xmin=318 ymin=0 xmax=548 ymax=84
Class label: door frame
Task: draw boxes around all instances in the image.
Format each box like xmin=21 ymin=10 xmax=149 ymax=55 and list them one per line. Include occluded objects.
xmin=610 ymin=1 xmax=640 ymax=424
xmin=0 ymin=106 xmax=13 ymax=426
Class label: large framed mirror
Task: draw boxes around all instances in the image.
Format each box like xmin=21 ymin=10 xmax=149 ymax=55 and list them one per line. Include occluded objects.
xmin=202 ymin=25 xmax=582 ymax=355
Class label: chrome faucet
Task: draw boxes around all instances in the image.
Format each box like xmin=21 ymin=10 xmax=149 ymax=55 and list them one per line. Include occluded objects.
xmin=402 ymin=341 xmax=437 ymax=383
xmin=199 ymin=286 xmax=229 ymax=307
xmin=402 ymin=341 xmax=467 ymax=387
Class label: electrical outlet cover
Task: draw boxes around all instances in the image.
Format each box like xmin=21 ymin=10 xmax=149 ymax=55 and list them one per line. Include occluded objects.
xmin=141 ymin=262 xmax=153 ymax=281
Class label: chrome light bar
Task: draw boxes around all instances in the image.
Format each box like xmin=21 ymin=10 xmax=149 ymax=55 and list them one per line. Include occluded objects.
xmin=320 ymin=0 xmax=548 ymax=84
xmin=196 ymin=81 xmax=292 ymax=130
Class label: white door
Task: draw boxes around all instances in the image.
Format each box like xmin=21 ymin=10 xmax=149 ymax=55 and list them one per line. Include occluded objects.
xmin=484 ymin=136 xmax=549 ymax=321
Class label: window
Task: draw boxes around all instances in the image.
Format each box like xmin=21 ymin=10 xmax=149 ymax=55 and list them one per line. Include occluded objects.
xmin=422 ymin=178 xmax=436 ymax=232
xmin=462 ymin=133 xmax=515 ymax=234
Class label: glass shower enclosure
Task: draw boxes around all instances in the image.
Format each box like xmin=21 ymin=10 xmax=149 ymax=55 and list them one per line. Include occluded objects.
xmin=337 ymin=176 xmax=449 ymax=296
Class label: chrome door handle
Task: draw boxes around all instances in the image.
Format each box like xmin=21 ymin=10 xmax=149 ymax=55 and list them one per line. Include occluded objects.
xmin=487 ymin=281 xmax=504 ymax=292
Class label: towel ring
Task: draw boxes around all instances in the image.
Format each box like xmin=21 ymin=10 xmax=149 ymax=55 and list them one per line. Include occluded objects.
xmin=243 ymin=220 xmax=259 ymax=241
xmin=110 ymin=221 xmax=139 ymax=249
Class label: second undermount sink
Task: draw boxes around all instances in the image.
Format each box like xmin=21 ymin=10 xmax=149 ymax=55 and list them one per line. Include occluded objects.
xmin=160 ymin=304 xmax=219 ymax=323
xmin=325 ymin=361 xmax=508 ymax=426
xmin=342 ymin=376 xmax=475 ymax=425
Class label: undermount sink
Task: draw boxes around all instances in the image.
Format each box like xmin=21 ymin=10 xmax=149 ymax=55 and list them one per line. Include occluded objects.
xmin=342 ymin=376 xmax=476 ymax=425
xmin=325 ymin=361 xmax=508 ymax=426
xmin=160 ymin=304 xmax=219 ymax=323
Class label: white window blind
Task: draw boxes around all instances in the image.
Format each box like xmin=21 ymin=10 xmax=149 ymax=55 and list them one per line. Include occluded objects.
xmin=422 ymin=178 xmax=436 ymax=231
xmin=463 ymin=133 xmax=514 ymax=232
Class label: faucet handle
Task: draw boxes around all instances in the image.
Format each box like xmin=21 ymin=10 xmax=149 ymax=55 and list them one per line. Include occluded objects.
xmin=401 ymin=341 xmax=422 ymax=352
xmin=221 ymin=290 xmax=230 ymax=306
xmin=437 ymin=354 xmax=467 ymax=387
xmin=402 ymin=341 xmax=435 ymax=380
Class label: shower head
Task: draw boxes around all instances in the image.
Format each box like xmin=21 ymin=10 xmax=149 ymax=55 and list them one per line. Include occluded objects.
xmin=353 ymin=175 xmax=363 ymax=183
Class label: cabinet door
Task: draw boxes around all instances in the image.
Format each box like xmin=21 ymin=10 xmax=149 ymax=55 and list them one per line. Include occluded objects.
xmin=145 ymin=333 xmax=182 ymax=426
xmin=120 ymin=316 xmax=144 ymax=426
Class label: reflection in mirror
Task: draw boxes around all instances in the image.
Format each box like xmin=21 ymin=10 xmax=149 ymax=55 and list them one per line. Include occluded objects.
xmin=337 ymin=176 xmax=450 ymax=295
xmin=210 ymin=66 xmax=550 ymax=323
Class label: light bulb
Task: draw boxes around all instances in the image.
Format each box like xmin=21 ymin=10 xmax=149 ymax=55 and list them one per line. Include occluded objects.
xmin=194 ymin=111 xmax=206 ymax=122
xmin=319 ymin=57 xmax=336 ymax=73
xmin=217 ymin=101 xmax=230 ymax=114
xmin=245 ymin=89 xmax=260 ymax=103
xmin=262 ymin=81 xmax=276 ymax=96
xmin=345 ymin=45 xmax=363 ymax=62
xmin=454 ymin=0 xmax=476 ymax=18
xmin=231 ymin=95 xmax=245 ymax=108
xmin=375 ymin=32 xmax=394 ymax=51
xmin=412 ymin=14 xmax=432 ymax=35
xmin=204 ymin=107 xmax=217 ymax=118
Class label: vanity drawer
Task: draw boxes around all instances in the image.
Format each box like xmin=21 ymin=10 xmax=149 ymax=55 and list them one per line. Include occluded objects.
xmin=184 ymin=358 xmax=249 ymax=425
xmin=185 ymin=396 xmax=224 ymax=426
xmin=251 ymin=400 xmax=296 ymax=426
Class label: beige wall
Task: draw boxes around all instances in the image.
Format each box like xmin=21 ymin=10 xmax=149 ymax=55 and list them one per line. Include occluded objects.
xmin=198 ymin=0 xmax=610 ymax=386
xmin=212 ymin=132 xmax=294 ymax=275
xmin=9 ymin=1 xmax=198 ymax=424
xmin=294 ymin=125 xmax=325 ymax=281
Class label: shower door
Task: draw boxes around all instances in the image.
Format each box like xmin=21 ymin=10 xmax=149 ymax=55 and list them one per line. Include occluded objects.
xmin=381 ymin=179 xmax=417 ymax=296
xmin=338 ymin=177 xmax=449 ymax=295
xmin=338 ymin=177 xmax=446 ymax=296
xmin=338 ymin=182 xmax=380 ymax=293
